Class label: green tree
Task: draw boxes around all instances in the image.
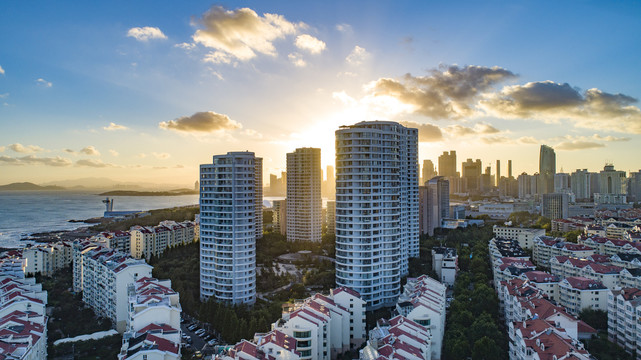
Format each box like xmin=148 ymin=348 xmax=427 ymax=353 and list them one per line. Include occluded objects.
xmin=578 ymin=309 xmax=608 ymax=331
xmin=472 ymin=336 xmax=502 ymax=360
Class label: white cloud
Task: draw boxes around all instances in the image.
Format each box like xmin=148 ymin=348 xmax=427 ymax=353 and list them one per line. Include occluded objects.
xmin=0 ymin=65 xmax=4 ymax=75
xmin=294 ymin=34 xmax=326 ymax=54
xmin=109 ymin=149 xmax=119 ymax=157
xmin=127 ymin=26 xmax=167 ymax=41
xmin=76 ymin=159 xmax=115 ymax=168
xmin=174 ymin=42 xmax=196 ymax=51
xmin=103 ymin=122 xmax=128 ymax=131
xmin=192 ymin=6 xmax=302 ymax=61
xmin=203 ymin=51 xmax=232 ymax=64
xmin=80 ymin=146 xmax=100 ymax=156
xmin=346 ymin=46 xmax=369 ymax=65
xmin=0 ymin=146 xmax=5 ymax=152
xmin=152 ymin=152 xmax=171 ymax=159
xmin=0 ymin=155 xmax=71 ymax=167
xmin=335 ymin=24 xmax=352 ymax=33
xmin=159 ymin=111 xmax=242 ymax=133
xmin=288 ymin=53 xmax=306 ymax=67
xmin=8 ymin=143 xmax=44 ymax=153
xmin=36 ymin=78 xmax=52 ymax=88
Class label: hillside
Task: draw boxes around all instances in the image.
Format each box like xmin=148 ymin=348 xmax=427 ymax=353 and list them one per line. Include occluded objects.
xmin=0 ymin=182 xmax=66 ymax=191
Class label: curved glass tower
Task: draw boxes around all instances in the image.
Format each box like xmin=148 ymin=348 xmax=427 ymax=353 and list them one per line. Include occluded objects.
xmin=335 ymin=121 xmax=418 ymax=310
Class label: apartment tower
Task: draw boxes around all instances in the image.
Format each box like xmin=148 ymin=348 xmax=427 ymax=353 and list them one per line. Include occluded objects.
xmin=539 ymin=145 xmax=556 ymax=194
xmin=199 ymin=151 xmax=262 ymax=305
xmin=286 ymin=147 xmax=322 ymax=242
xmin=335 ymin=121 xmax=419 ymax=310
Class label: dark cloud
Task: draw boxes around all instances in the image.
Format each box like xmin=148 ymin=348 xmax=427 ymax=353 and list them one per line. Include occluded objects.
xmin=369 ymin=65 xmax=517 ymax=119
xmin=159 ymin=111 xmax=242 ymax=133
xmin=482 ymin=81 xmax=641 ymax=133
xmin=445 ymin=123 xmax=500 ymax=137
xmin=400 ymin=121 xmax=443 ymax=142
xmin=0 ymin=155 xmax=71 ymax=167
xmin=80 ymin=146 xmax=100 ymax=156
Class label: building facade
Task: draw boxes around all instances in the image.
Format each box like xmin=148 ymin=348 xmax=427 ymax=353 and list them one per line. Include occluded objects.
xmin=286 ymin=148 xmax=322 ymax=242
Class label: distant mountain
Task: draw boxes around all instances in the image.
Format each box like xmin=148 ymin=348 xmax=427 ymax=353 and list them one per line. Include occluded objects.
xmin=0 ymin=182 xmax=66 ymax=191
xmin=99 ymin=189 xmax=198 ymax=196
xmin=41 ymin=177 xmax=188 ymax=191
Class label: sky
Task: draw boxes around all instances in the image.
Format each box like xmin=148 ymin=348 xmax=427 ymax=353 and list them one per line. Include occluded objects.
xmin=1 ymin=1 xmax=640 ymax=187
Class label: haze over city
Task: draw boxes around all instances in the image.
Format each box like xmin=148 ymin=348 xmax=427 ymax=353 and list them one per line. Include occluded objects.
xmin=1 ymin=1 xmax=640 ymax=186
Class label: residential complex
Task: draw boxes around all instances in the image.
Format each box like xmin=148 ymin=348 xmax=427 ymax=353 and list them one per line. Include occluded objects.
xmin=418 ymin=176 xmax=449 ymax=236
xmin=431 ymin=247 xmax=458 ymax=286
xmin=200 ymin=151 xmax=262 ymax=305
xmin=286 ymin=147 xmax=322 ymax=242
xmin=492 ymin=226 xmax=545 ymax=250
xmin=335 ymin=121 xmax=419 ymax=310
xmin=130 ymin=220 xmax=196 ymax=260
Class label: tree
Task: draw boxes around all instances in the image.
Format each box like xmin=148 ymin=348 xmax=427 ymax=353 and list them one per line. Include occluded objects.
xmin=579 ymin=309 xmax=608 ymax=331
xmin=472 ymin=336 xmax=502 ymax=360
xmin=468 ymin=313 xmax=501 ymax=344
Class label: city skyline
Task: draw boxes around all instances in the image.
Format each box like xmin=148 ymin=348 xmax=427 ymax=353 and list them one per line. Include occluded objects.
xmin=2 ymin=1 xmax=641 ymax=186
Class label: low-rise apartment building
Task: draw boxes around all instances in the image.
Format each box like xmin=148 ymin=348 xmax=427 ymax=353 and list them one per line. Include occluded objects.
xmin=558 ymin=277 xmax=608 ymax=315
xmin=492 ymin=226 xmax=545 ymax=250
xmin=360 ymin=316 xmax=431 ymax=360
xmin=431 ymin=247 xmax=457 ymax=286
xmin=532 ymin=237 xmax=595 ymax=268
xmin=607 ymin=287 xmax=641 ymax=357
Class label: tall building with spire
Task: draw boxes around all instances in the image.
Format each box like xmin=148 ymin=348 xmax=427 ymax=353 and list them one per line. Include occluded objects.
xmin=199 ymin=151 xmax=262 ymax=305
xmin=286 ymin=147 xmax=322 ymax=242
xmin=335 ymin=121 xmax=418 ymax=310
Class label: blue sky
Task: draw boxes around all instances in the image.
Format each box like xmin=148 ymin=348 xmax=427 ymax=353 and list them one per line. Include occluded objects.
xmin=1 ymin=1 xmax=640 ymax=186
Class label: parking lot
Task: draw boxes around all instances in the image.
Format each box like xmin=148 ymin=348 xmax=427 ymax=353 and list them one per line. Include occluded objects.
xmin=181 ymin=315 xmax=223 ymax=358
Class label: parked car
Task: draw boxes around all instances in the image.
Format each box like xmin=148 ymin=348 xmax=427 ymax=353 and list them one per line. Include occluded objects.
xmin=208 ymin=339 xmax=217 ymax=346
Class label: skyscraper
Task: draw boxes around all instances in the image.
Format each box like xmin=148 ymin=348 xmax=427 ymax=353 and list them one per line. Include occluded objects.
xmin=570 ymin=169 xmax=593 ymax=201
xmin=508 ymin=160 xmax=513 ymax=178
xmin=199 ymin=151 xmax=262 ymax=305
xmin=628 ymin=171 xmax=641 ymax=203
xmin=438 ymin=151 xmax=457 ymax=178
xmin=419 ymin=176 xmax=449 ymax=236
xmin=599 ymin=164 xmax=626 ymax=194
xmin=286 ymin=147 xmax=322 ymax=242
xmin=539 ymin=145 xmax=556 ymax=194
xmin=542 ymin=193 xmax=569 ymax=220
xmin=461 ymin=158 xmax=482 ymax=193
xmin=325 ymin=165 xmax=336 ymax=199
xmin=335 ymin=121 xmax=419 ymax=310
xmin=496 ymin=160 xmax=501 ymax=186
xmin=422 ymin=159 xmax=436 ymax=185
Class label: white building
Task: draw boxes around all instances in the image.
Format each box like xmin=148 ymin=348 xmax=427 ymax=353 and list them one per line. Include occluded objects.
xmin=395 ymin=275 xmax=446 ymax=360
xmin=200 ymin=151 xmax=262 ymax=305
xmin=335 ymin=121 xmax=419 ymax=309
xmin=286 ymin=148 xmax=322 ymax=242
xmin=118 ymin=277 xmax=182 ymax=360
xmin=607 ymin=287 xmax=641 ymax=357
xmin=272 ymin=287 xmax=367 ymax=360
xmin=326 ymin=200 xmax=336 ymax=236
xmin=21 ymin=241 xmax=72 ymax=276
xmin=93 ymin=231 xmax=131 ymax=254
xmin=72 ymin=241 xmax=153 ymax=332
xmin=431 ymin=247 xmax=457 ymax=286
xmin=492 ymin=226 xmax=546 ymax=250
xmin=558 ymin=276 xmax=608 ymax=315
xmin=360 ymin=316 xmax=431 ymax=360
xmin=225 ymin=330 xmax=300 ymax=360
xmin=532 ymin=237 xmax=595 ymax=268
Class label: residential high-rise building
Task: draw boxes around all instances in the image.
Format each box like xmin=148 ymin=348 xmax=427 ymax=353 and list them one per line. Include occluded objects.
xmin=461 ymin=158 xmax=482 ymax=193
xmin=508 ymin=160 xmax=513 ymax=178
xmin=286 ymin=148 xmax=322 ymax=242
xmin=422 ymin=159 xmax=436 ymax=185
xmin=628 ymin=170 xmax=641 ymax=203
xmin=570 ymin=169 xmax=592 ymax=201
xmin=272 ymin=199 xmax=287 ymax=235
xmin=199 ymin=151 xmax=262 ymax=305
xmin=539 ymin=145 xmax=556 ymax=194
xmin=542 ymin=193 xmax=569 ymax=220
xmin=554 ymin=173 xmax=571 ymax=193
xmin=438 ymin=151 xmax=457 ymax=178
xmin=419 ymin=176 xmax=449 ymax=236
xmin=496 ymin=160 xmax=501 ymax=186
xmin=324 ymin=165 xmax=336 ymax=199
xmin=599 ymin=164 xmax=626 ymax=194
xmin=517 ymin=173 xmax=533 ymax=199
xmin=335 ymin=121 xmax=419 ymax=310
xmin=326 ymin=200 xmax=336 ymax=235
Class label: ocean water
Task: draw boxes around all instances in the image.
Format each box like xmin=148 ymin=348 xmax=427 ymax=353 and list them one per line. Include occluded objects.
xmin=0 ymin=191 xmax=199 ymax=248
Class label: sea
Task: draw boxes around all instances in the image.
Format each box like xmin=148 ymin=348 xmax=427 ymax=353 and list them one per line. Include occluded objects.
xmin=0 ymin=191 xmax=199 ymax=248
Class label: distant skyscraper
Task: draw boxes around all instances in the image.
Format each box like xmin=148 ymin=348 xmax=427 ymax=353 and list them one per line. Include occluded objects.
xmin=461 ymin=158 xmax=482 ymax=193
xmin=422 ymin=159 xmax=437 ymax=185
xmin=335 ymin=121 xmax=418 ymax=310
xmin=496 ymin=160 xmax=501 ymax=186
xmin=324 ymin=165 xmax=336 ymax=199
xmin=419 ymin=176 xmax=449 ymax=236
xmin=554 ymin=173 xmax=571 ymax=193
xmin=599 ymin=164 xmax=626 ymax=194
xmin=539 ymin=145 xmax=556 ymax=194
xmin=508 ymin=160 xmax=513 ymax=178
xmin=518 ymin=173 xmax=533 ymax=199
xmin=199 ymin=151 xmax=262 ymax=305
xmin=438 ymin=151 xmax=457 ymax=178
xmin=628 ymin=171 xmax=641 ymax=203
xmin=571 ymin=169 xmax=594 ymax=201
xmin=286 ymin=148 xmax=322 ymax=242
xmin=272 ymin=199 xmax=287 ymax=235
xmin=542 ymin=193 xmax=569 ymax=220
xmin=326 ymin=200 xmax=336 ymax=235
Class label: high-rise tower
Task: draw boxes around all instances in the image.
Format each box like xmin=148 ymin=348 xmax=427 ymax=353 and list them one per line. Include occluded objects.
xmin=286 ymin=147 xmax=322 ymax=242
xmin=335 ymin=121 xmax=419 ymax=310
xmin=539 ymin=145 xmax=556 ymax=194
xmin=199 ymin=151 xmax=262 ymax=305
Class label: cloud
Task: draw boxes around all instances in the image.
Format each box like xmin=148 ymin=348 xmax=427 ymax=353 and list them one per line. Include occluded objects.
xmin=80 ymin=146 xmax=100 ymax=156
xmin=36 ymin=78 xmax=52 ymax=88
xmin=0 ymin=93 xmax=8 ymax=98
xmin=518 ymin=136 xmax=539 ymax=144
xmin=152 ymin=152 xmax=171 ymax=159
xmin=0 ymin=65 xmax=4 ymax=75
xmin=8 ymin=143 xmax=44 ymax=153
xmin=0 ymin=146 xmax=4 ymax=152
xmin=481 ymin=80 xmax=641 ymax=133
xmin=367 ymin=65 xmax=517 ymax=119
xmin=137 ymin=153 xmax=147 ymax=158
xmin=241 ymin=129 xmax=263 ymax=139
xmin=63 ymin=148 xmax=76 ymax=154
xmin=294 ymin=34 xmax=326 ymax=54
xmin=159 ymin=111 xmax=242 ymax=133
xmin=335 ymin=24 xmax=352 ymax=33
xmin=76 ymin=159 xmax=114 ymax=168
xmin=174 ymin=42 xmax=196 ymax=51
xmin=203 ymin=51 xmax=233 ymax=64
xmin=103 ymin=122 xmax=128 ymax=131
xmin=346 ymin=46 xmax=369 ymax=65
xmin=399 ymin=121 xmax=443 ymax=142
xmin=480 ymin=135 xmax=515 ymax=144
xmin=192 ymin=6 xmax=300 ymax=62
xmin=444 ymin=123 xmax=500 ymax=137
xmin=591 ymin=134 xmax=629 ymax=142
xmin=127 ymin=26 xmax=167 ymax=41
xmin=555 ymin=140 xmax=605 ymax=151
xmin=288 ymin=53 xmax=306 ymax=67
xmin=109 ymin=149 xmax=119 ymax=157
xmin=0 ymin=155 xmax=71 ymax=167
